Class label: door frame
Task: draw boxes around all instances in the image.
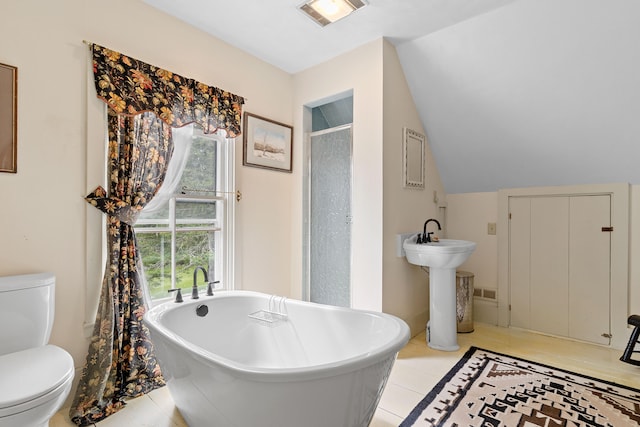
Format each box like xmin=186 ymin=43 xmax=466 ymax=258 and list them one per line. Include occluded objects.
xmin=497 ymin=183 xmax=630 ymax=349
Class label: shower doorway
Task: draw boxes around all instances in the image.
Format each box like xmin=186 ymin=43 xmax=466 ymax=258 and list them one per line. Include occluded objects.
xmin=304 ymin=124 xmax=353 ymax=307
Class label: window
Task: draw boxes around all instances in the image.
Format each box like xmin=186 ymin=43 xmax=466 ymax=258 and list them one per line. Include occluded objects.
xmin=134 ymin=123 xmax=235 ymax=303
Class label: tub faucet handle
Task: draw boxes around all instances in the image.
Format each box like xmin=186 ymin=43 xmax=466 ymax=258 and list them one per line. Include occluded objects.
xmin=168 ymin=288 xmax=183 ymax=303
xmin=206 ymin=280 xmax=220 ymax=296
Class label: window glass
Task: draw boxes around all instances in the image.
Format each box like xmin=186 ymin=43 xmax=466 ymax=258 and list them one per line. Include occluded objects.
xmin=135 ymin=123 xmax=231 ymax=303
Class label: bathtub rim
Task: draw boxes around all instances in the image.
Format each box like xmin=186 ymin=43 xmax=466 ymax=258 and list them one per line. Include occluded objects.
xmin=144 ymin=290 xmax=410 ymax=383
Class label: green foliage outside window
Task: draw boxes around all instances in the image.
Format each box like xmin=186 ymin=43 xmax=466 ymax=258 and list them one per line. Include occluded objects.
xmin=137 ymin=231 xmax=214 ymax=299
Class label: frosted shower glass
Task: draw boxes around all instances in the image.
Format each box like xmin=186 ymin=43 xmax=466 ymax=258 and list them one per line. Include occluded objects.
xmin=310 ymin=127 xmax=352 ymax=307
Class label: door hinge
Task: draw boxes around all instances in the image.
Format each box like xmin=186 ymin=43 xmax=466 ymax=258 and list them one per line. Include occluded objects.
xmin=508 ymin=304 xmax=511 ymax=311
xmin=601 ymin=333 xmax=612 ymax=339
xmin=509 ymin=213 xmax=512 ymax=220
xmin=601 ymin=226 xmax=613 ymax=232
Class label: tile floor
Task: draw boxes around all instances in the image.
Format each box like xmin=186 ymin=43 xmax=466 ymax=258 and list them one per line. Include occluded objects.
xmin=51 ymin=322 xmax=640 ymax=427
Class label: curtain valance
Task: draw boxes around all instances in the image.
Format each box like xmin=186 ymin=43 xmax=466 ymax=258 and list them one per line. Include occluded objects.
xmin=91 ymin=43 xmax=244 ymax=137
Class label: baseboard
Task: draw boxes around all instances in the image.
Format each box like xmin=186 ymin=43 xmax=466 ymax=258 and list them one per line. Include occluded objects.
xmin=405 ymin=309 xmax=429 ymax=338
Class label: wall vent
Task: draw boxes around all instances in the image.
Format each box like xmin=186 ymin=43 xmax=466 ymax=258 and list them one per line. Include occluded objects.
xmin=473 ymin=287 xmax=497 ymax=300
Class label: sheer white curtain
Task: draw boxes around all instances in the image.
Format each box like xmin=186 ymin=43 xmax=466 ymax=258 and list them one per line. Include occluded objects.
xmin=141 ymin=124 xmax=193 ymax=214
xmin=137 ymin=124 xmax=193 ymax=307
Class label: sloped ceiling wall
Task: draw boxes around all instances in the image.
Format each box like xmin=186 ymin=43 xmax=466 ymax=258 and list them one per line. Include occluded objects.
xmin=397 ymin=0 xmax=640 ymax=194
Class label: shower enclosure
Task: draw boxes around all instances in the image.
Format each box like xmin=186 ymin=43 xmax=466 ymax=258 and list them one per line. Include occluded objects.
xmin=306 ymin=125 xmax=353 ymax=307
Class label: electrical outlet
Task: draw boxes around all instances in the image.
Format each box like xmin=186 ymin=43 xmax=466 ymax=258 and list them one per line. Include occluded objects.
xmin=487 ymin=222 xmax=497 ymax=235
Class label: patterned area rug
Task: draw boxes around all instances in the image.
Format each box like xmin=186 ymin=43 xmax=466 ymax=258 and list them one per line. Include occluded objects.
xmin=400 ymin=346 xmax=640 ymax=426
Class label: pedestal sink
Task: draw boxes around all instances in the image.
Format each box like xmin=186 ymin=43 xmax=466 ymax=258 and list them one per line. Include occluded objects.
xmin=403 ymin=235 xmax=476 ymax=351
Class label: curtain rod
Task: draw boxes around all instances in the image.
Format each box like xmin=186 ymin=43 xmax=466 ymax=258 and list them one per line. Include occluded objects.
xmin=81 ymin=40 xmax=248 ymax=102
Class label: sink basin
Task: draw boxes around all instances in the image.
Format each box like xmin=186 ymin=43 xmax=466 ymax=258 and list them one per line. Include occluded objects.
xmin=403 ymin=235 xmax=476 ymax=269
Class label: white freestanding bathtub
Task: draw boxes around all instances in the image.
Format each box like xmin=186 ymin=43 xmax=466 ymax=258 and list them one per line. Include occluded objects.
xmin=143 ymin=291 xmax=410 ymax=427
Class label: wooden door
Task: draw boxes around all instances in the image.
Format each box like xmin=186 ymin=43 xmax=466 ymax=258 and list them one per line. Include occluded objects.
xmin=508 ymin=195 xmax=611 ymax=344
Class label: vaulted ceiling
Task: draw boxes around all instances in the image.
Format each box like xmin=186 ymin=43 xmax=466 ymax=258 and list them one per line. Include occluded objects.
xmin=144 ymin=0 xmax=640 ymax=193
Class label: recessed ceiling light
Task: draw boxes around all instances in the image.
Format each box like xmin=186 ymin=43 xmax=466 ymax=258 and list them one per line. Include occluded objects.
xmin=299 ymin=0 xmax=367 ymax=27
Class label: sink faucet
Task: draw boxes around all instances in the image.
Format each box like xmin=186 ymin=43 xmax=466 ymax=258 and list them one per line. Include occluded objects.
xmin=423 ymin=219 xmax=441 ymax=243
xmin=192 ymin=266 xmax=208 ymax=299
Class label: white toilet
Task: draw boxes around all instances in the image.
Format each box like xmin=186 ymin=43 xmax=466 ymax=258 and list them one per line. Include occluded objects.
xmin=0 ymin=273 xmax=75 ymax=427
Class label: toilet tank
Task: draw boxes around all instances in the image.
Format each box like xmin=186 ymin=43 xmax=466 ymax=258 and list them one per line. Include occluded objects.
xmin=0 ymin=273 xmax=55 ymax=356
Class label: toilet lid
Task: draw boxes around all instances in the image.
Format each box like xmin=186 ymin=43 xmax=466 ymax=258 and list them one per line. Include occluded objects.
xmin=0 ymin=345 xmax=74 ymax=408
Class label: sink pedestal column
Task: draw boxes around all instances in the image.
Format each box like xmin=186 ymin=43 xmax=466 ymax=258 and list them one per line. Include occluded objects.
xmin=402 ymin=236 xmax=476 ymax=351
xmin=427 ymin=268 xmax=459 ymax=351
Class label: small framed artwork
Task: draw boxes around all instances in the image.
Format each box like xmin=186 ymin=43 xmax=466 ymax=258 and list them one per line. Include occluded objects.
xmin=0 ymin=62 xmax=17 ymax=173
xmin=403 ymin=127 xmax=425 ymax=189
xmin=243 ymin=112 xmax=293 ymax=173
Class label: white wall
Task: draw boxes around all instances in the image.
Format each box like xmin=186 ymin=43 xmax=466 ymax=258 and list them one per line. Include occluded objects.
xmin=381 ymin=40 xmax=447 ymax=335
xmin=447 ymin=192 xmax=498 ymax=291
xmin=292 ymin=40 xmax=385 ymax=311
xmin=447 ymin=192 xmax=498 ymax=324
xmin=0 ymin=0 xmax=293 ymax=368
xmin=397 ymin=0 xmax=640 ymax=194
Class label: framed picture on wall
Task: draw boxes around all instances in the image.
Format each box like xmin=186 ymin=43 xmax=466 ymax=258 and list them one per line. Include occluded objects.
xmin=0 ymin=62 xmax=17 ymax=173
xmin=403 ymin=127 xmax=425 ymax=189
xmin=243 ymin=112 xmax=293 ymax=173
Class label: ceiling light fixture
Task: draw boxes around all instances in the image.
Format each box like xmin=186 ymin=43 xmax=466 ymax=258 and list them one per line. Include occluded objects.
xmin=299 ymin=0 xmax=367 ymax=27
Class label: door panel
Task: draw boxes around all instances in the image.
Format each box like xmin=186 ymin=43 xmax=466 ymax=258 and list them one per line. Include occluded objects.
xmin=530 ymin=197 xmax=569 ymax=337
xmin=509 ymin=197 xmax=531 ymax=329
xmin=309 ymin=127 xmax=352 ymax=307
xmin=569 ymin=195 xmax=611 ymax=344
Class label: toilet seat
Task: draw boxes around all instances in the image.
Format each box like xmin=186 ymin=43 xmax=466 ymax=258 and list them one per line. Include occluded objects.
xmin=0 ymin=345 xmax=74 ymax=417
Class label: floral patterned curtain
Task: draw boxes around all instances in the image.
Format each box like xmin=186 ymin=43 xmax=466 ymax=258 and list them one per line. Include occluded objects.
xmin=90 ymin=44 xmax=244 ymax=135
xmin=69 ymin=44 xmax=244 ymax=426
